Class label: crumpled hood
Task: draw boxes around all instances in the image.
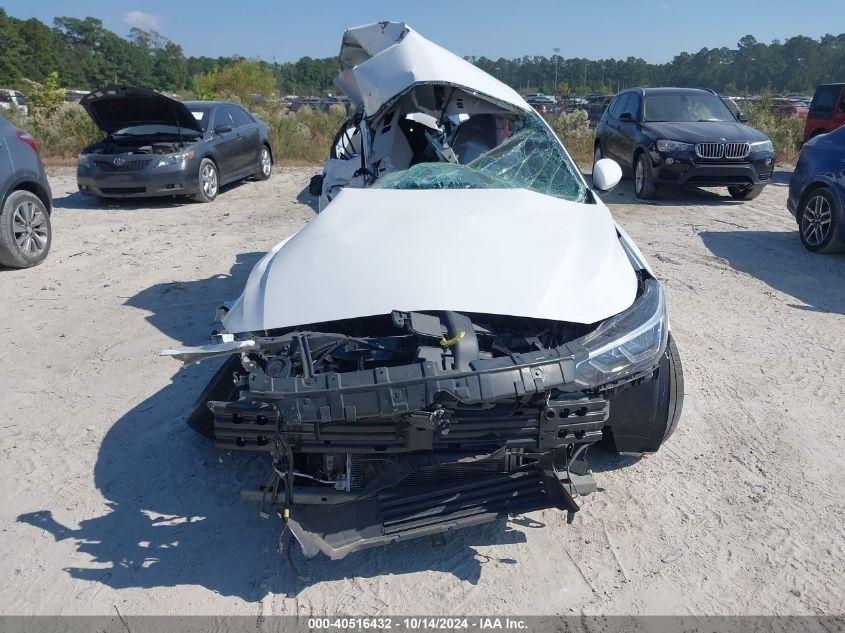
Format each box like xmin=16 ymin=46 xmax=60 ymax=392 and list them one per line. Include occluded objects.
xmin=81 ymin=85 xmax=204 ymax=136
xmin=222 ymin=188 xmax=637 ymax=333
xmin=643 ymin=120 xmax=768 ymax=144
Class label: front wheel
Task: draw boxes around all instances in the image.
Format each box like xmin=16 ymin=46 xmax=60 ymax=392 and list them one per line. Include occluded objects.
xmin=0 ymin=190 xmax=52 ymax=268
xmin=661 ymin=334 xmax=684 ymax=443
xmin=600 ymin=333 xmax=684 ymax=455
xmin=634 ymin=153 xmax=657 ymax=199
xmin=728 ymin=184 xmax=765 ymax=200
xmin=193 ymin=158 xmax=219 ymax=203
xmin=257 ymin=145 xmax=272 ymax=181
xmin=799 ymin=187 xmax=843 ymax=253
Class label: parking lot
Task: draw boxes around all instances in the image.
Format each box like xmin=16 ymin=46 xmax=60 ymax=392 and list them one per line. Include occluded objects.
xmin=0 ymin=166 xmax=842 ymax=616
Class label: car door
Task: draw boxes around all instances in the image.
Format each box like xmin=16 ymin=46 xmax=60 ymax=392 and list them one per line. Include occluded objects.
xmin=605 ymin=94 xmax=630 ymax=163
xmin=616 ymin=93 xmax=640 ymax=168
xmin=209 ymin=106 xmax=239 ymax=181
xmin=227 ymin=105 xmax=260 ymax=175
xmin=834 ymin=88 xmax=845 ymax=133
xmin=596 ymin=96 xmax=618 ymax=160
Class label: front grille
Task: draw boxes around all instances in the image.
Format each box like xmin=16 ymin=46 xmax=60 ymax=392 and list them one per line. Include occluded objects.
xmin=695 ymin=142 xmax=750 ymax=160
xmin=93 ymin=158 xmax=152 ymax=173
xmin=725 ymin=142 xmax=750 ymax=159
xmin=695 ymin=142 xmax=723 ymax=159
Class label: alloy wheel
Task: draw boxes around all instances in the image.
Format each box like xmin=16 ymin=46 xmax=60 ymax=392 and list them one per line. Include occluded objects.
xmin=261 ymin=147 xmax=272 ymax=176
xmin=201 ymin=163 xmax=218 ymax=198
xmin=801 ymin=193 xmax=832 ymax=247
xmin=11 ymin=199 xmax=49 ymax=257
xmin=635 ymin=159 xmax=644 ymax=194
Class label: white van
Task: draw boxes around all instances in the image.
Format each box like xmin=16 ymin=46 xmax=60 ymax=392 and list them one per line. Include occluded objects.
xmin=0 ymin=89 xmax=28 ymax=116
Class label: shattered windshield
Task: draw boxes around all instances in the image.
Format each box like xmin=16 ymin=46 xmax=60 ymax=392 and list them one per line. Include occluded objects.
xmin=374 ymin=114 xmax=588 ymax=203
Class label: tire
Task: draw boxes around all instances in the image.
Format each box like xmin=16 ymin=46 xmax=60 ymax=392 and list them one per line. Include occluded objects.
xmin=634 ymin=152 xmax=657 ymax=199
xmin=0 ymin=190 xmax=52 ymax=268
xmin=798 ymin=187 xmax=844 ymax=254
xmin=598 ymin=332 xmax=684 ymax=455
xmin=256 ymin=145 xmax=272 ymax=181
xmin=193 ymin=158 xmax=219 ymax=203
xmin=728 ymin=183 xmax=765 ymax=200
xmin=662 ymin=333 xmax=684 ymax=443
xmin=593 ymin=143 xmax=603 ymax=167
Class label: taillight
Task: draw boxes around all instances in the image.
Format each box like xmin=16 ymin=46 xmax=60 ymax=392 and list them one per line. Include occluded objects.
xmin=16 ymin=129 xmax=39 ymax=154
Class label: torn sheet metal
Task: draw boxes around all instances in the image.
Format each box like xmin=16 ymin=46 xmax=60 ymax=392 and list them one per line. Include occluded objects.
xmin=160 ymin=339 xmax=257 ymax=365
xmin=337 ymin=22 xmax=530 ymax=116
xmin=221 ymin=187 xmax=637 ymax=333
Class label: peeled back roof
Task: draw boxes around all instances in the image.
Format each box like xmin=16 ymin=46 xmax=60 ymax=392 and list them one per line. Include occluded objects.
xmin=336 ymin=22 xmax=530 ymax=116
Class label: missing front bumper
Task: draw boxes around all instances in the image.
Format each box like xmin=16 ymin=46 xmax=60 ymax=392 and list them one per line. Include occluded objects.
xmin=244 ymin=461 xmax=592 ymax=560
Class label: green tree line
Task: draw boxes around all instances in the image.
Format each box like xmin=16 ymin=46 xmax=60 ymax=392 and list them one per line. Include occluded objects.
xmin=1 ymin=9 xmax=842 ymax=96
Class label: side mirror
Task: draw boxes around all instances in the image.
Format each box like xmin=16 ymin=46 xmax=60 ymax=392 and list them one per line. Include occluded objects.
xmin=737 ymin=112 xmax=749 ymax=123
xmin=213 ymin=124 xmax=232 ymax=135
xmin=619 ymin=112 xmax=634 ymax=123
xmin=592 ymin=158 xmax=623 ymax=193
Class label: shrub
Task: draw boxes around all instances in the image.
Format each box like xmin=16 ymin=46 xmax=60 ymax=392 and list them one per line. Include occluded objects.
xmin=194 ymin=60 xmax=276 ymax=105
xmin=27 ymin=72 xmax=66 ymax=116
xmin=543 ymin=109 xmax=594 ymax=166
xmin=742 ymin=96 xmax=804 ymax=166
xmin=252 ymin=104 xmax=347 ymax=163
xmin=5 ymin=102 xmax=102 ymax=160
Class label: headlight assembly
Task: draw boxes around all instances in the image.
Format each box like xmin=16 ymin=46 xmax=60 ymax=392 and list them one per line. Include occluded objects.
xmin=574 ymin=279 xmax=668 ymax=386
xmin=749 ymin=140 xmax=774 ymax=153
xmin=78 ymin=153 xmax=90 ymax=168
xmin=157 ymin=150 xmax=195 ymax=168
xmin=656 ymin=139 xmax=694 ymax=153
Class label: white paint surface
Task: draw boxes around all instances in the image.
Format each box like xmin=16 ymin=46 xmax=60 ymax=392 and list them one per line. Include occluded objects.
xmin=337 ymin=23 xmax=530 ymax=116
xmin=222 ymin=187 xmax=637 ymax=333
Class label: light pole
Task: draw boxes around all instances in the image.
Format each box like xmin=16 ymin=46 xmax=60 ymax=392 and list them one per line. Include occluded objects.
xmin=553 ymin=47 xmax=560 ymax=96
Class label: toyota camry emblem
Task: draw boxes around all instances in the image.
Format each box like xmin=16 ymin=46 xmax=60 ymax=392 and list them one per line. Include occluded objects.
xmin=113 ymin=157 xmax=126 ymax=166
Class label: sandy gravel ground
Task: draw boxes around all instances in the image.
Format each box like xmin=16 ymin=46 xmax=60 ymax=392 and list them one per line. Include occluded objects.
xmin=0 ymin=166 xmax=842 ymax=617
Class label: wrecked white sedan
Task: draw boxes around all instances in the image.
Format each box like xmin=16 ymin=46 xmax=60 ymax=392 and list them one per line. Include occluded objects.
xmin=164 ymin=22 xmax=683 ymax=560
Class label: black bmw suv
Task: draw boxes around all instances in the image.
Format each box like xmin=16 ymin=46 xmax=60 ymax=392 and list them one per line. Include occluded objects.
xmin=595 ymin=87 xmax=775 ymax=200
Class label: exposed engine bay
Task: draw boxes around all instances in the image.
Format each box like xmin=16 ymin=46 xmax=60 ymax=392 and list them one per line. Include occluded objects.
xmin=182 ymin=276 xmax=682 ymax=560
xmin=84 ymin=139 xmax=195 ymax=156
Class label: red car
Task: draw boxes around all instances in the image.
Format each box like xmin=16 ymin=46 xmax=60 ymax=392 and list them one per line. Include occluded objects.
xmin=804 ymin=83 xmax=845 ymax=141
xmin=771 ymin=98 xmax=809 ymax=119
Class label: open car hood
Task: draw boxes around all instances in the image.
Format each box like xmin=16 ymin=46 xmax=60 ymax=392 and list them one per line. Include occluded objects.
xmin=336 ymin=22 xmax=530 ymax=116
xmin=81 ymin=85 xmax=203 ymax=136
xmin=222 ymin=188 xmax=637 ymax=333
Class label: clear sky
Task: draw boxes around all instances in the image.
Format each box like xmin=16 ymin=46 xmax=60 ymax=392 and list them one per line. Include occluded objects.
xmin=3 ymin=0 xmax=844 ymax=63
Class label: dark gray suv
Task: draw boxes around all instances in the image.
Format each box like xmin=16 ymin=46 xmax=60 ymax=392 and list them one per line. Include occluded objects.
xmin=77 ymin=86 xmax=274 ymax=203
xmin=0 ymin=115 xmax=52 ymax=268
